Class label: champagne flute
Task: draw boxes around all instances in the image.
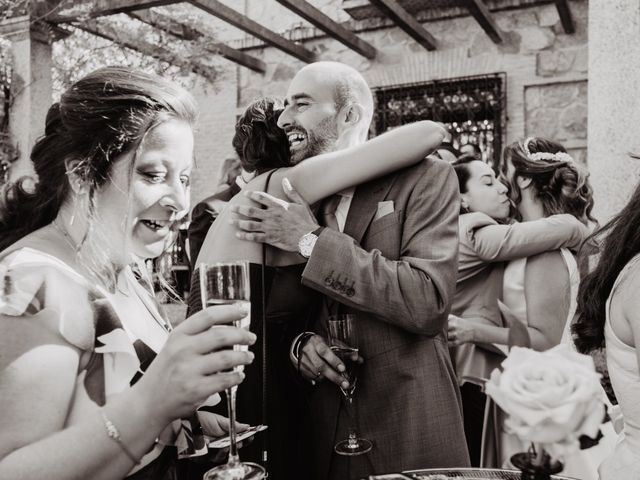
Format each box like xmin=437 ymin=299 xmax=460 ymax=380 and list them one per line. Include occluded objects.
xmin=327 ymin=314 xmax=373 ymax=456
xmin=200 ymin=262 xmax=266 ymax=480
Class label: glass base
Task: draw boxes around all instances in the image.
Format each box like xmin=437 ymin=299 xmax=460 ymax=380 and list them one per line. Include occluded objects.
xmin=334 ymin=438 xmax=373 ymax=456
xmin=203 ymin=462 xmax=266 ymax=480
xmin=511 ymin=452 xmax=563 ymax=480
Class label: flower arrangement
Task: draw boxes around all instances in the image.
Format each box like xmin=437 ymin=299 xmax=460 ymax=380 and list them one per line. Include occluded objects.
xmin=485 ymin=345 xmax=605 ymax=473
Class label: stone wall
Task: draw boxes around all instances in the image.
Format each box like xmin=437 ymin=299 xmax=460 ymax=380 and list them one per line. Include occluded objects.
xmin=192 ymin=0 xmax=590 ymax=206
xmin=235 ymin=0 xmax=588 ymax=153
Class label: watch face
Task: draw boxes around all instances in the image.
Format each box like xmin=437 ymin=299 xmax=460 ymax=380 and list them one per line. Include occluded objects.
xmin=298 ymin=233 xmax=316 ymax=257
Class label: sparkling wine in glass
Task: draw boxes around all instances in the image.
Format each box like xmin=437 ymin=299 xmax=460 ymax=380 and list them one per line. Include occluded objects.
xmin=199 ymin=262 xmax=266 ymax=480
xmin=328 ymin=314 xmax=372 ymax=456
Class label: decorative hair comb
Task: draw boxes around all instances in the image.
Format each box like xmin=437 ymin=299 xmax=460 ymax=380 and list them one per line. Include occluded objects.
xmin=521 ymin=137 xmax=575 ymax=165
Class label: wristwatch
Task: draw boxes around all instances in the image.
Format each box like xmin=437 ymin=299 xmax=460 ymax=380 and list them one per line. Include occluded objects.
xmin=298 ymin=227 xmax=325 ymax=258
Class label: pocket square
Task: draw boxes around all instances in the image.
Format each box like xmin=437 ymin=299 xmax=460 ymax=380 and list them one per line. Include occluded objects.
xmin=374 ymin=200 xmax=394 ymax=221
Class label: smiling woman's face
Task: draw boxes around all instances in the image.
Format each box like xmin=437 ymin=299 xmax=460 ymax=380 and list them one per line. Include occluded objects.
xmin=461 ymin=160 xmax=511 ymax=220
xmin=95 ymin=119 xmax=194 ymax=264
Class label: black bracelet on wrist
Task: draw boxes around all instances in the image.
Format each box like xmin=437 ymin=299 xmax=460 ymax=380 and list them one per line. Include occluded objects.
xmin=294 ymin=332 xmax=316 ymax=373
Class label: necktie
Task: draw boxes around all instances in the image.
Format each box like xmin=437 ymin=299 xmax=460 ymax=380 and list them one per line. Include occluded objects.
xmin=321 ymin=195 xmax=342 ymax=231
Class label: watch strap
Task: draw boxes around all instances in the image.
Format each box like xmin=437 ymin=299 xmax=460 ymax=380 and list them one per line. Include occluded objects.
xmin=312 ymin=226 xmax=325 ymax=236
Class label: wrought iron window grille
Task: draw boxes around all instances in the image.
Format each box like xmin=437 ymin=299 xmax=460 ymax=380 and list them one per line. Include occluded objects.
xmin=373 ymin=72 xmax=507 ymax=169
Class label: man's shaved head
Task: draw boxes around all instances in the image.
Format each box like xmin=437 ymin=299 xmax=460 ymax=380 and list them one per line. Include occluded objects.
xmin=297 ymin=62 xmax=374 ymax=127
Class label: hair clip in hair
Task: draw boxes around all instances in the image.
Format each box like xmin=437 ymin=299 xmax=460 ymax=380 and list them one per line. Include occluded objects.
xmin=528 ymin=151 xmax=575 ymax=164
xmin=522 ymin=137 xmax=575 ymax=166
xmin=522 ymin=137 xmax=535 ymax=158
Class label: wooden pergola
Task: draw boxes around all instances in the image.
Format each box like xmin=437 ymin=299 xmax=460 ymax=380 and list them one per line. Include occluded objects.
xmin=1 ymin=0 xmax=577 ymax=181
xmin=26 ymin=0 xmax=576 ymax=74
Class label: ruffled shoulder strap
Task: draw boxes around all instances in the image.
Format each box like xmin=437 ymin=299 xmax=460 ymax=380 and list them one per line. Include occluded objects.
xmin=0 ymin=247 xmax=97 ymax=351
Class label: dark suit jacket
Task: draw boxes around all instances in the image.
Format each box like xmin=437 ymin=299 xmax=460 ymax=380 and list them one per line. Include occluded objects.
xmin=187 ymin=182 xmax=241 ymax=268
xmin=301 ymin=158 xmax=470 ymax=479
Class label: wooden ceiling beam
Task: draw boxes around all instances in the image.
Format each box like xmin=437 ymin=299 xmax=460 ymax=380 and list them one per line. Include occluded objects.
xmin=186 ymin=0 xmax=316 ymax=63
xmin=464 ymin=0 xmax=504 ymax=44
xmin=72 ymin=19 xmax=219 ymax=81
xmin=47 ymin=0 xmax=181 ymax=24
xmin=274 ymin=0 xmax=376 ymax=59
xmin=128 ymin=10 xmax=266 ymax=73
xmin=368 ymin=0 xmax=437 ymax=51
xmin=555 ymin=0 xmax=575 ymax=34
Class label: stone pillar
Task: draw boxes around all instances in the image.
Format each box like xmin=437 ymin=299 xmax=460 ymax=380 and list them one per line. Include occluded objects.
xmin=6 ymin=18 xmax=53 ymax=181
xmin=588 ymin=0 xmax=640 ymax=222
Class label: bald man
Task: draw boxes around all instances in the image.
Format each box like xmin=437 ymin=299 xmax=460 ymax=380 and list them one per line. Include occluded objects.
xmin=235 ymin=62 xmax=469 ymax=479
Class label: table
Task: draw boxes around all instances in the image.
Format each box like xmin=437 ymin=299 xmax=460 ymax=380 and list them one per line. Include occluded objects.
xmin=368 ymin=468 xmax=578 ymax=479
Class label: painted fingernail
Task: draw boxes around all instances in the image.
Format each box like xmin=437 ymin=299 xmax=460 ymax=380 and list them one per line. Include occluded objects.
xmin=283 ymin=177 xmax=292 ymax=191
xmin=338 ymin=364 xmax=345 ymax=372
xmin=341 ymin=381 xmax=349 ymax=389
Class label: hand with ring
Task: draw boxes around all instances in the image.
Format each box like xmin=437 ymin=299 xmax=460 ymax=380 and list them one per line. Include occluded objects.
xmin=297 ymin=335 xmax=363 ymax=390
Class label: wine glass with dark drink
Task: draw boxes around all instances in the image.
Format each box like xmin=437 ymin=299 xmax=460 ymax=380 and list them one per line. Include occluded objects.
xmin=199 ymin=262 xmax=266 ymax=480
xmin=327 ymin=314 xmax=373 ymax=456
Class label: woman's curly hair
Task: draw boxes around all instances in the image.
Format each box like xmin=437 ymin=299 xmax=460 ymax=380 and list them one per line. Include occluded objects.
xmin=232 ymin=97 xmax=290 ymax=174
xmin=501 ymin=137 xmax=595 ymax=224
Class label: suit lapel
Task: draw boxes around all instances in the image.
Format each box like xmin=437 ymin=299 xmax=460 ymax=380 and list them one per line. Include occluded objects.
xmin=343 ymin=174 xmax=397 ymax=244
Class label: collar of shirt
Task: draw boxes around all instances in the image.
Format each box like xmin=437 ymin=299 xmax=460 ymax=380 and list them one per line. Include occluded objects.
xmin=335 ymin=188 xmax=355 ymax=232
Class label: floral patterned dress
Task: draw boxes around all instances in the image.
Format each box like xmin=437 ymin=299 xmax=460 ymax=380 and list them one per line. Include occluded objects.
xmin=0 ymin=246 xmax=209 ymax=478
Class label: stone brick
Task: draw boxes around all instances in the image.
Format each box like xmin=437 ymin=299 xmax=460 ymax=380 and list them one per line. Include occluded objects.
xmin=526 ymin=108 xmax=560 ymax=139
xmin=520 ymin=27 xmax=556 ymax=52
xmin=560 ymin=103 xmax=588 ymax=139
xmin=573 ymin=47 xmax=588 ymax=73
xmin=525 ymin=81 xmax=587 ymax=143
xmin=539 ymin=82 xmax=581 ymax=108
xmin=537 ymin=4 xmax=560 ymax=28
xmin=537 ymin=49 xmax=576 ymax=76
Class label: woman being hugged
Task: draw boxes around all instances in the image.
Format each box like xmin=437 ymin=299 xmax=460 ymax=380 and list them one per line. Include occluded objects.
xmin=574 ymin=180 xmax=640 ymax=479
xmin=0 ymin=67 xmax=254 ymax=480
xmin=458 ymin=137 xmax=603 ymax=475
xmin=447 ymin=151 xmax=591 ymax=466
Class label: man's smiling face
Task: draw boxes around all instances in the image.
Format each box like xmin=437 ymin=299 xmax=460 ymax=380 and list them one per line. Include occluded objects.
xmin=277 ymin=69 xmax=340 ymax=164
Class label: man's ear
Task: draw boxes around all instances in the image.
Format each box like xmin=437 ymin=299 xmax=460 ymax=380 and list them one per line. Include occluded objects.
xmin=338 ymin=103 xmax=364 ymax=129
xmin=516 ymin=175 xmax=532 ymax=190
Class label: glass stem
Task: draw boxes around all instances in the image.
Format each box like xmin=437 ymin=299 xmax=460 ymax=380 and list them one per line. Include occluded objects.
xmin=345 ymin=395 xmax=358 ymax=447
xmin=226 ymin=385 xmax=240 ymax=466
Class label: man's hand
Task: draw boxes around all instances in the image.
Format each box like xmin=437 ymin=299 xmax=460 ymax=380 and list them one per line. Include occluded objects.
xmin=230 ymin=178 xmax=319 ymax=252
xmin=297 ymin=335 xmax=362 ymax=389
xmin=447 ymin=314 xmax=477 ymax=347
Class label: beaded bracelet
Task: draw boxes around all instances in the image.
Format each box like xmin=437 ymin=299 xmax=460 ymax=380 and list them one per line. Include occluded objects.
xmin=100 ymin=409 xmax=141 ymax=465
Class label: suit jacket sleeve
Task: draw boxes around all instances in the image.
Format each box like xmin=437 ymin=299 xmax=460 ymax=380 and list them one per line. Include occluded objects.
xmin=464 ymin=212 xmax=589 ymax=263
xmin=301 ymin=161 xmax=460 ymax=336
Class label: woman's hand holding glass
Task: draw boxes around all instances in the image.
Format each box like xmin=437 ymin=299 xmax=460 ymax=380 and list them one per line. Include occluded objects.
xmin=135 ymin=304 xmax=256 ymax=424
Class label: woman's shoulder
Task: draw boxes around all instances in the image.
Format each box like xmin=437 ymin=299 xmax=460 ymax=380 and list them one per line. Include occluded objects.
xmin=1 ymin=246 xmax=97 ymax=351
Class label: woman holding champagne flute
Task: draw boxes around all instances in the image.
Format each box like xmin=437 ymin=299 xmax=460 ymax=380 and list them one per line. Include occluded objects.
xmin=0 ymin=67 xmax=254 ymax=480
